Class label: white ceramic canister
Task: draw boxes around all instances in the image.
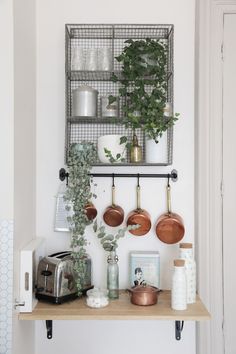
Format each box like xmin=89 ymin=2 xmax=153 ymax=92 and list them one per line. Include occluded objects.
xmin=171 ymin=259 xmax=187 ymax=310
xmin=179 ymin=243 xmax=196 ymax=304
xmin=145 ymin=133 xmax=167 ymax=164
xmin=97 ymin=135 xmax=126 ymax=163
xmin=72 ymin=85 xmax=98 ymax=117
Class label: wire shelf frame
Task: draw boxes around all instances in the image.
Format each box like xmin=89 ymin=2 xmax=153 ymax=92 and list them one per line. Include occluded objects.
xmin=65 ymin=24 xmax=174 ymax=166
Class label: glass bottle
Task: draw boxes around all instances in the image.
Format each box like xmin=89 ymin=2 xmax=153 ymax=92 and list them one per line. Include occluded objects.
xmin=179 ymin=243 xmax=196 ymax=304
xmin=171 ymin=259 xmax=187 ymax=310
xmin=107 ymin=251 xmax=119 ymax=299
xmin=130 ymin=134 xmax=142 ymax=163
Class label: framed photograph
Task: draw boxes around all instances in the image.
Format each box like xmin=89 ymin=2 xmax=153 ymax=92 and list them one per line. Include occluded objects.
xmin=129 ymin=251 xmax=160 ymax=288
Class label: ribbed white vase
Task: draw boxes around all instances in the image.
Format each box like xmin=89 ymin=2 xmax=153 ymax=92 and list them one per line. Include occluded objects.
xmin=179 ymin=243 xmax=196 ymax=304
xmin=171 ymin=259 xmax=187 ymax=310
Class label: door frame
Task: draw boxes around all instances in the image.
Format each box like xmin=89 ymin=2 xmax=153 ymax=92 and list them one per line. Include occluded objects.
xmin=196 ymin=1 xmax=236 ymax=353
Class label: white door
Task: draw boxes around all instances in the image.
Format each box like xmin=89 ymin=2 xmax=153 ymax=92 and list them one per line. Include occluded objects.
xmin=222 ymin=13 xmax=236 ymax=354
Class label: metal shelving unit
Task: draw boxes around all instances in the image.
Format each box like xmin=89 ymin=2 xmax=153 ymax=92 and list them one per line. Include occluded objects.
xmin=65 ymin=24 xmax=174 ymax=166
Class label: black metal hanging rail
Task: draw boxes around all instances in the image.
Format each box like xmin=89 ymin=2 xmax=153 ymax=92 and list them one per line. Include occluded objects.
xmin=59 ymin=168 xmax=178 ymax=183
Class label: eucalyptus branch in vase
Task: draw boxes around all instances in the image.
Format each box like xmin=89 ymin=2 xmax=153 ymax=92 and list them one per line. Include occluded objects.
xmin=93 ymin=219 xmax=139 ymax=252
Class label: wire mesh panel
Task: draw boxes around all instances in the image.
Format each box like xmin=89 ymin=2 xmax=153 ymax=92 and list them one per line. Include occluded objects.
xmin=65 ymin=24 xmax=174 ymax=166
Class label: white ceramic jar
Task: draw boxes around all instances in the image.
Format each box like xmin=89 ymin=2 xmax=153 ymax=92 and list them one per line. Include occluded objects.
xmin=179 ymin=243 xmax=196 ymax=304
xmin=145 ymin=133 xmax=167 ymax=164
xmin=171 ymin=259 xmax=187 ymax=310
xmin=97 ymin=135 xmax=126 ymax=163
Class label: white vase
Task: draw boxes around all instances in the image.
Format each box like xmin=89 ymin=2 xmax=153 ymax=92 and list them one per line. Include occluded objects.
xmin=171 ymin=259 xmax=187 ymax=311
xmin=145 ymin=132 xmax=167 ymax=163
xmin=97 ymin=135 xmax=126 ymax=163
xmin=179 ymin=243 xmax=196 ymax=304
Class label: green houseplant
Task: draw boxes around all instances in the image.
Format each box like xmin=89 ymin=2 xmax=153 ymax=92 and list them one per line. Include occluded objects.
xmin=110 ymin=38 xmax=179 ymax=162
xmin=64 ymin=142 xmax=97 ymax=296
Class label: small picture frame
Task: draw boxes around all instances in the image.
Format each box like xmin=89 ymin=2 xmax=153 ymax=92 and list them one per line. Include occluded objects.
xmin=129 ymin=251 xmax=160 ymax=288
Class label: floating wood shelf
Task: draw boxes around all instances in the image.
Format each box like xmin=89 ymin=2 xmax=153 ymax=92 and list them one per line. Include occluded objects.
xmin=19 ymin=290 xmax=210 ymax=340
xmin=19 ymin=290 xmax=210 ymax=321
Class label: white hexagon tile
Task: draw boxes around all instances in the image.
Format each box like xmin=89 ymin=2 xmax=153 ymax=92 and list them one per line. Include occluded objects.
xmin=0 ymin=220 xmax=13 ymax=354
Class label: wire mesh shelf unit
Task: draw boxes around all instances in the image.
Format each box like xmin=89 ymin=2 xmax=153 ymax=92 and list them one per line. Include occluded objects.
xmin=65 ymin=24 xmax=174 ymax=166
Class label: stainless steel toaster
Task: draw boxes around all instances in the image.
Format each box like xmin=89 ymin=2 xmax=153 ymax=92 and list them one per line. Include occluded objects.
xmin=36 ymin=251 xmax=92 ymax=304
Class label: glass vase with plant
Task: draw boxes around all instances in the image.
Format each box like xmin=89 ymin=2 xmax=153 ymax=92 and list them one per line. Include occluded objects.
xmin=93 ymin=219 xmax=139 ymax=298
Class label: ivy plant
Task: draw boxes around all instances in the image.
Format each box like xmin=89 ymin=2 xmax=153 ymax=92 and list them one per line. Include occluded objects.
xmin=110 ymin=38 xmax=179 ymax=143
xmin=64 ymin=142 xmax=97 ymax=296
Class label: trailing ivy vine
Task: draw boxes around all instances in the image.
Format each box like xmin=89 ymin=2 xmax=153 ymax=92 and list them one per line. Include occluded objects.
xmin=64 ymin=142 xmax=97 ymax=296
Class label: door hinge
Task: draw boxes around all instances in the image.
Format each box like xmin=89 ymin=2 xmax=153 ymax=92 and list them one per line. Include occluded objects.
xmin=14 ymin=299 xmax=25 ymax=310
xmin=221 ymin=43 xmax=224 ymax=61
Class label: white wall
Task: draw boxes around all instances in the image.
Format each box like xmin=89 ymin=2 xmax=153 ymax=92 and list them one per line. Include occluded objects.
xmin=0 ymin=0 xmax=14 ymax=220
xmin=13 ymin=0 xmax=37 ymax=353
xmin=35 ymin=1 xmax=195 ymax=353
xmin=0 ymin=2 xmax=14 ymax=353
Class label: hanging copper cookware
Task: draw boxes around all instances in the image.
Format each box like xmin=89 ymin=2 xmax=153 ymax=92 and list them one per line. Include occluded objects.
xmin=103 ymin=176 xmax=124 ymax=227
xmin=155 ymin=181 xmax=185 ymax=244
xmin=126 ymin=177 xmax=151 ymax=236
xmin=85 ymin=202 xmax=97 ymax=221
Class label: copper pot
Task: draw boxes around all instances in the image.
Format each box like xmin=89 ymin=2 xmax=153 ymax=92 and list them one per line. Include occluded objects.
xmin=103 ymin=181 xmax=124 ymax=227
xmin=127 ymin=285 xmax=160 ymax=306
xmin=126 ymin=182 xmax=151 ymax=236
xmin=85 ymin=202 xmax=97 ymax=221
xmin=155 ymin=183 xmax=185 ymax=244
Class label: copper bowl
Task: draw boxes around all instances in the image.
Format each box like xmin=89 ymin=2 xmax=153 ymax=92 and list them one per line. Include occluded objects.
xmin=127 ymin=285 xmax=160 ymax=306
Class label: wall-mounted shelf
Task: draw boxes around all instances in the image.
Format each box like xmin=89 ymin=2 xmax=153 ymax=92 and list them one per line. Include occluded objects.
xmin=19 ymin=290 xmax=210 ymax=340
xmin=65 ymin=24 xmax=174 ymax=166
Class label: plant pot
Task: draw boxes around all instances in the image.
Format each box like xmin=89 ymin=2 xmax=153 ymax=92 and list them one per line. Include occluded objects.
xmin=97 ymin=135 xmax=126 ymax=164
xmin=145 ymin=133 xmax=167 ymax=164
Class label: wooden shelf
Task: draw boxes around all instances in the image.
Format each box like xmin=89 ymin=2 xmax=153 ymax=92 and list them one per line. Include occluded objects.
xmin=19 ymin=290 xmax=210 ymax=321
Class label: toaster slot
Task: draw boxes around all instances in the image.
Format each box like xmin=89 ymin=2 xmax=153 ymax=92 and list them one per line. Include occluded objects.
xmin=48 ymin=251 xmax=71 ymax=259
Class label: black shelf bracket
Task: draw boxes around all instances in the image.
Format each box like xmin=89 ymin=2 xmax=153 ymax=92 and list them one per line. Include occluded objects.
xmin=175 ymin=321 xmax=184 ymax=340
xmin=59 ymin=168 xmax=178 ymax=183
xmin=46 ymin=320 xmax=53 ymax=339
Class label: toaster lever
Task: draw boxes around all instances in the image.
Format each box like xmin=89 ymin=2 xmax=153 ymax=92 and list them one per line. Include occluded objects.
xmin=41 ymin=270 xmax=52 ymax=276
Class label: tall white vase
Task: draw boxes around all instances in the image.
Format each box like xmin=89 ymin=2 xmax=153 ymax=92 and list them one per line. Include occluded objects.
xmin=145 ymin=132 xmax=167 ymax=163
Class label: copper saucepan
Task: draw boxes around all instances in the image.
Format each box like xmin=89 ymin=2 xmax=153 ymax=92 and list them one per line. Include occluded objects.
xmin=155 ymin=182 xmax=185 ymax=244
xmin=127 ymin=285 xmax=160 ymax=306
xmin=103 ymin=178 xmax=124 ymax=227
xmin=85 ymin=202 xmax=97 ymax=221
xmin=126 ymin=179 xmax=151 ymax=236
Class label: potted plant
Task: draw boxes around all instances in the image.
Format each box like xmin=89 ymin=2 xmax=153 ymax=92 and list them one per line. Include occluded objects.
xmin=64 ymin=142 xmax=97 ymax=296
xmin=110 ymin=38 xmax=179 ymax=163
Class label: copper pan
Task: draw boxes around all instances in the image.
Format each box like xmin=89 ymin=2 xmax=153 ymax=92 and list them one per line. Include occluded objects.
xmin=127 ymin=285 xmax=160 ymax=306
xmin=126 ymin=180 xmax=151 ymax=236
xmin=155 ymin=182 xmax=185 ymax=244
xmin=103 ymin=179 xmax=124 ymax=227
xmin=85 ymin=202 xmax=97 ymax=221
